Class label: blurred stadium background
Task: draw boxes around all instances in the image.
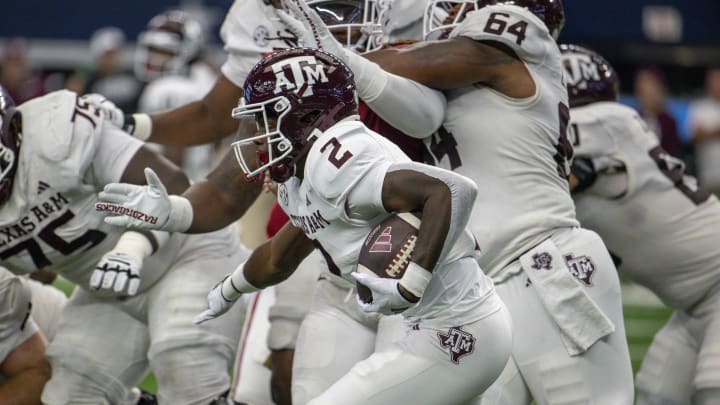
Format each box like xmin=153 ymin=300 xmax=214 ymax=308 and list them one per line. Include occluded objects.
xmin=2 ymin=0 xmax=718 ymax=394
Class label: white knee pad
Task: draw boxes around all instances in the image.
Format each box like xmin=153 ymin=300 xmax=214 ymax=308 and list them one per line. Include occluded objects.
xmin=150 ymin=343 xmax=234 ymax=405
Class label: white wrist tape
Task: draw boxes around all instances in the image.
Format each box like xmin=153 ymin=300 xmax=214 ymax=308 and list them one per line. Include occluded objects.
xmin=166 ymin=196 xmax=194 ymax=232
xmin=222 ymin=262 xmax=261 ymax=301
xmin=345 ymin=50 xmax=388 ymax=102
xmin=131 ymin=113 xmax=152 ymax=141
xmin=399 ymin=262 xmax=432 ymax=298
xmin=113 ymin=231 xmax=154 ymax=260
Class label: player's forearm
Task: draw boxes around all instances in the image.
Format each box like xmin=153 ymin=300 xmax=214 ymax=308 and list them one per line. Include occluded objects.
xmin=0 ymin=363 xmax=51 ymax=405
xmin=147 ymin=100 xmax=232 ymax=146
xmin=366 ymin=38 xmax=515 ymax=90
xmin=244 ymin=224 xmax=314 ymax=289
xmin=181 ymin=180 xmax=261 ymax=234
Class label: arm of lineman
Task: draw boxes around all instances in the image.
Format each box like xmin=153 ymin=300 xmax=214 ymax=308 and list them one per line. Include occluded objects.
xmin=285 ymin=0 xmax=533 ymax=98
xmin=351 ymin=162 xmax=478 ymax=313
xmin=283 ymin=0 xmax=446 ymax=138
xmin=96 ymin=146 xmax=263 ymax=234
xmin=0 ymin=332 xmax=50 ymax=405
xmin=98 ymin=74 xmax=250 ymax=146
xmin=88 ymin=126 xmax=192 ymax=295
xmin=194 ymin=223 xmax=315 ymax=324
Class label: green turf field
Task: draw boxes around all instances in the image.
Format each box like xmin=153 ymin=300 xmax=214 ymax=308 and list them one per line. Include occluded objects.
xmin=51 ymin=277 xmax=672 ymax=395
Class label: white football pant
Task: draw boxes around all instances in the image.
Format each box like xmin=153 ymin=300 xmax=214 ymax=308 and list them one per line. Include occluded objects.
xmin=636 ymin=284 xmax=720 ymax=405
xmin=41 ymin=232 xmax=248 ymax=405
xmin=480 ymin=227 xmax=634 ymax=405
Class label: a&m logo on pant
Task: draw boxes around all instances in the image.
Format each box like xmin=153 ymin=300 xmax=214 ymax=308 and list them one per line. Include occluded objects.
xmin=565 ymin=254 xmax=596 ymax=286
xmin=531 ymin=252 xmax=553 ymax=270
xmin=438 ymin=326 xmax=475 ymax=364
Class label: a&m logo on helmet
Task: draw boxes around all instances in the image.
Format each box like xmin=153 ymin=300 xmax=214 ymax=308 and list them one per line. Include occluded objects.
xmin=563 ymin=53 xmax=600 ymax=90
xmin=272 ymin=56 xmax=329 ymax=97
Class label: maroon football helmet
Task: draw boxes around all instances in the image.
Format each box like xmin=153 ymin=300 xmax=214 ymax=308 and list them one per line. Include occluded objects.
xmin=559 ymin=44 xmax=619 ymax=108
xmin=0 ymin=86 xmax=21 ymax=205
xmin=231 ymin=47 xmax=358 ymax=182
xmin=424 ymin=0 xmax=565 ymax=40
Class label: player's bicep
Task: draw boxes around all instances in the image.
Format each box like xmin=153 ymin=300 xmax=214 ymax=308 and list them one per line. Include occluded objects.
xmin=381 ymin=168 xmax=449 ymax=214
xmin=119 ymin=146 xmax=190 ymax=195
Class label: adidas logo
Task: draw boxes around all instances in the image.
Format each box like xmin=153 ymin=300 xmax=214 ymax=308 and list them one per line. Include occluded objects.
xmin=369 ymin=226 xmax=392 ymax=253
xmin=37 ymin=181 xmax=50 ymax=194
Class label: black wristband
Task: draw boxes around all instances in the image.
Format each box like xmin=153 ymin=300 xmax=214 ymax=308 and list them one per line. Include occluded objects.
xmin=122 ymin=114 xmax=136 ymax=135
xmin=571 ymin=157 xmax=598 ymax=193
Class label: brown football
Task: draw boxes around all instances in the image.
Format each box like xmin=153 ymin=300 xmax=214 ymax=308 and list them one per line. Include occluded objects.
xmin=356 ymin=212 xmax=421 ymax=303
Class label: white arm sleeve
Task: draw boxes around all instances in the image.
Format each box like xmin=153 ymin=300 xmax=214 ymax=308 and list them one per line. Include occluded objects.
xmin=345 ymin=51 xmax=446 ymax=138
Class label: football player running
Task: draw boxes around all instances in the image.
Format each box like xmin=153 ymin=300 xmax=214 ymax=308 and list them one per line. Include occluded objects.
xmin=0 ymin=86 xmax=248 ymax=405
xmin=97 ymin=47 xmax=512 ymax=405
xmin=284 ymin=0 xmax=634 ymax=403
xmin=562 ymin=44 xmax=720 ymax=405
xmin=96 ymin=1 xmax=443 ymax=403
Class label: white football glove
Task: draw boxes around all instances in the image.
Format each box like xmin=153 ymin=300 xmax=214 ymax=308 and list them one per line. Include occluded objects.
xmin=95 ymin=168 xmax=193 ymax=232
xmin=90 ymin=231 xmax=153 ymax=296
xmin=351 ymin=273 xmax=415 ymax=315
xmin=194 ymin=276 xmax=237 ymax=325
xmin=80 ymin=93 xmax=125 ymax=128
xmin=91 ymin=252 xmax=142 ymax=295
xmin=284 ymin=0 xmax=349 ymax=62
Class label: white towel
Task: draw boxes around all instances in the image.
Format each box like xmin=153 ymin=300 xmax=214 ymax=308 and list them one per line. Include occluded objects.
xmin=519 ymin=239 xmax=615 ymax=356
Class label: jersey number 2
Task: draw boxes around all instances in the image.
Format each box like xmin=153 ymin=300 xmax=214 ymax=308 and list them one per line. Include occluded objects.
xmin=320 ymin=138 xmax=353 ymax=169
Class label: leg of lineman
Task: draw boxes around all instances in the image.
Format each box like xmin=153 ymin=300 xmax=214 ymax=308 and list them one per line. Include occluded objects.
xmin=292 ymin=276 xmax=386 ymax=405
xmin=41 ymin=290 xmax=150 ymax=405
xmin=147 ymin=238 xmax=248 ymax=405
xmin=308 ymin=304 xmax=513 ymax=405
xmin=637 ymin=287 xmax=720 ymax=405
xmin=635 ymin=311 xmax=698 ymax=405
xmin=482 ymin=229 xmax=634 ymax=405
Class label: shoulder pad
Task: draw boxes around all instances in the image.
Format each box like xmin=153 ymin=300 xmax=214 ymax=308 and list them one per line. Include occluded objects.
xmin=451 ymin=5 xmax=554 ymax=65
xmin=18 ymin=90 xmax=101 ymax=163
xmin=305 ymin=121 xmax=386 ymax=205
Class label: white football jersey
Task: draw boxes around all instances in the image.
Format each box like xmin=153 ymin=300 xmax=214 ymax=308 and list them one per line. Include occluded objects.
xmin=0 ymin=91 xmax=186 ymax=296
xmin=278 ymin=119 xmax=491 ymax=325
xmin=572 ymin=102 xmax=720 ymax=310
xmin=220 ymin=0 xmax=300 ymax=88
xmin=425 ymin=5 xmax=578 ymax=277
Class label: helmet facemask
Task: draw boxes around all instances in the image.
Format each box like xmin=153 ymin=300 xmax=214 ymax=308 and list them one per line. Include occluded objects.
xmin=307 ymin=0 xmax=390 ymax=52
xmin=423 ymin=0 xmax=477 ymax=40
xmin=231 ymin=96 xmax=299 ymax=182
